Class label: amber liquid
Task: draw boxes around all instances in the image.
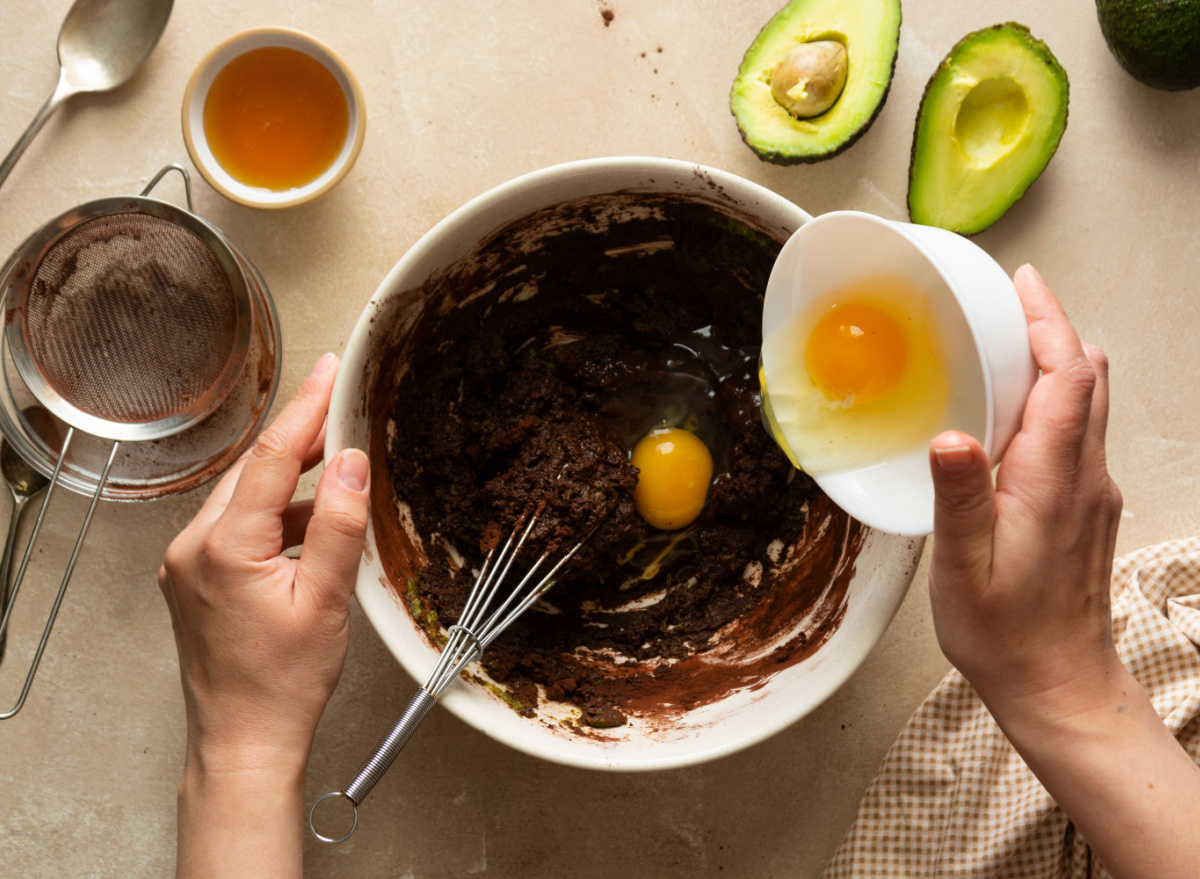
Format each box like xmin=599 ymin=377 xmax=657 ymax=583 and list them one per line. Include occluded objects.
xmin=203 ymin=46 xmax=349 ymax=191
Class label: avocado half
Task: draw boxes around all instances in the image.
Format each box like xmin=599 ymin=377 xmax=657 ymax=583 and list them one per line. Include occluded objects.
xmin=908 ymin=23 xmax=1069 ymax=235
xmin=730 ymin=0 xmax=902 ymax=164
xmin=1097 ymin=0 xmax=1200 ymax=91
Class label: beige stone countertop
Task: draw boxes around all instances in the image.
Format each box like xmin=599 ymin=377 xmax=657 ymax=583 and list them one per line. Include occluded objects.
xmin=1 ymin=1 xmax=1198 ymax=876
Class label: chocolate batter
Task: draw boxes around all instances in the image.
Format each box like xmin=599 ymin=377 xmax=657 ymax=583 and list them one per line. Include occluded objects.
xmin=370 ymin=193 xmax=865 ymax=729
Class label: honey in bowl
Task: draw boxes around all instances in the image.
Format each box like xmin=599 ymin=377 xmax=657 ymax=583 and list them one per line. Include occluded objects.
xmin=203 ymin=46 xmax=349 ymax=191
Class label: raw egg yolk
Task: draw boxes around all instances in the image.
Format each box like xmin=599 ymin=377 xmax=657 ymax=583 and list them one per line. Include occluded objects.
xmin=805 ymin=301 xmax=908 ymax=404
xmin=631 ymin=428 xmax=713 ymax=531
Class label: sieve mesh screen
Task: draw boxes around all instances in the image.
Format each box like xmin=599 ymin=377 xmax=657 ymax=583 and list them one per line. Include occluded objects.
xmin=24 ymin=214 xmax=239 ymax=424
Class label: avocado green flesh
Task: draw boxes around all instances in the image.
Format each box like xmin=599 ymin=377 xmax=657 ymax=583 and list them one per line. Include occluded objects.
xmin=908 ymin=24 xmax=1069 ymax=235
xmin=1097 ymin=0 xmax=1200 ymax=91
xmin=731 ymin=0 xmax=901 ymax=164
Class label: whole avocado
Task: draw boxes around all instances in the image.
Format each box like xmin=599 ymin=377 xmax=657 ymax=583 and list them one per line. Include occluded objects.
xmin=1097 ymin=0 xmax=1200 ymax=90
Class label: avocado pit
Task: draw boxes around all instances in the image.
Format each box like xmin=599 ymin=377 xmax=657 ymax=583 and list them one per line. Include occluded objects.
xmin=770 ymin=40 xmax=848 ymax=118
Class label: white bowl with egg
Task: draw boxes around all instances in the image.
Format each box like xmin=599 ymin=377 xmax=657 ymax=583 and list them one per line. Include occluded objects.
xmin=327 ymin=158 xmax=924 ymax=771
xmin=761 ymin=211 xmax=1038 ymax=536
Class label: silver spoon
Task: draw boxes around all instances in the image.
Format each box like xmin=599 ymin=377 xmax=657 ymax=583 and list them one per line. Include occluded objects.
xmin=0 ymin=0 xmax=174 ymax=191
xmin=0 ymin=424 xmax=53 ymax=664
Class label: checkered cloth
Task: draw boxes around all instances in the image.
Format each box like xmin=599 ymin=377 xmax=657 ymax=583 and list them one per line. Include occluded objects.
xmin=824 ymin=537 xmax=1200 ymax=878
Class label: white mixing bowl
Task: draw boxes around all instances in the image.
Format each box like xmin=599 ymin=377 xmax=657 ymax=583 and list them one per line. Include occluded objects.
xmin=326 ymin=157 xmax=924 ymax=771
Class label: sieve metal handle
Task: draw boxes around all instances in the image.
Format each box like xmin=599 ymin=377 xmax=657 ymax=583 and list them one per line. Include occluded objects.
xmin=0 ymin=431 xmax=119 ymax=720
xmin=308 ymin=687 xmax=438 ymax=844
xmin=140 ymin=163 xmax=194 ymax=213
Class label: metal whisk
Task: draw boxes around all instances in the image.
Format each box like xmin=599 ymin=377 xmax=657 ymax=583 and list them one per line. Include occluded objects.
xmin=308 ymin=509 xmax=586 ymax=844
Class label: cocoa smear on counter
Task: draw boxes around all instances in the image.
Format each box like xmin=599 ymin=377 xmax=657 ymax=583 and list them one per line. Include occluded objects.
xmin=365 ymin=193 xmax=865 ymax=730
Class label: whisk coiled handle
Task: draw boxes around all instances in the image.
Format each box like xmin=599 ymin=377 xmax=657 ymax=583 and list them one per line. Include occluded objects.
xmin=308 ymin=687 xmax=437 ymax=844
xmin=345 ymin=687 xmax=437 ymax=802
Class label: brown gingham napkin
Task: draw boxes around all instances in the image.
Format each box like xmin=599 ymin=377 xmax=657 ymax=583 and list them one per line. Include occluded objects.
xmin=823 ymin=537 xmax=1200 ymax=878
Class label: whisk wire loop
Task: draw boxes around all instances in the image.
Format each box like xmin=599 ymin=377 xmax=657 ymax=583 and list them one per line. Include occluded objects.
xmin=459 ymin=512 xmax=538 ymax=632
xmin=482 ymin=538 xmax=588 ymax=649
xmin=310 ymin=510 xmax=585 ymax=843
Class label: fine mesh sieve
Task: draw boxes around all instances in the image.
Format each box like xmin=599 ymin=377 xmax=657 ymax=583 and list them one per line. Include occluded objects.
xmin=24 ymin=214 xmax=240 ymax=425
xmin=0 ymin=165 xmax=255 ymax=718
xmin=7 ymin=171 xmax=251 ymax=441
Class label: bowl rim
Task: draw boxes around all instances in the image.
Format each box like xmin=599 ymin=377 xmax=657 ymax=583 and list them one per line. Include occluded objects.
xmin=181 ymin=26 xmax=367 ymax=210
xmin=327 ymin=157 xmax=924 ymax=771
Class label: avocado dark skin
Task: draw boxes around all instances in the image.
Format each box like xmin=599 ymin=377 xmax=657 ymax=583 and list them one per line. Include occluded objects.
xmin=1097 ymin=0 xmax=1200 ymax=90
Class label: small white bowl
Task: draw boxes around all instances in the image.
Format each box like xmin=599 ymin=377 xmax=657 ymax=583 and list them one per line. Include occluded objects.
xmin=181 ymin=27 xmax=366 ymax=210
xmin=327 ymin=159 xmax=924 ymax=771
xmin=761 ymin=211 xmax=1038 ymax=536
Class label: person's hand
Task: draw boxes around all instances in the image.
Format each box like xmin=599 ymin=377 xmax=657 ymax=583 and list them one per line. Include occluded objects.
xmin=927 ymin=264 xmax=1124 ymax=720
xmin=926 ymin=268 xmax=1200 ymax=879
xmin=158 ymin=353 xmax=370 ymax=879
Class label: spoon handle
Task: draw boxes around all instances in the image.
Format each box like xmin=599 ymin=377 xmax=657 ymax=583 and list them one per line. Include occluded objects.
xmin=0 ymin=496 xmax=22 ymax=664
xmin=0 ymin=68 xmax=76 ymax=193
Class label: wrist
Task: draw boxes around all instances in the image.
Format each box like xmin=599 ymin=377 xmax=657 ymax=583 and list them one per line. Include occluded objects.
xmin=184 ymin=733 xmax=311 ymax=784
xmin=963 ymin=628 xmax=1126 ymax=726
xmin=177 ymin=745 xmax=307 ymax=879
xmin=977 ymin=658 xmax=1200 ymax=879
xmin=980 ymin=650 xmax=1138 ymax=756
xmin=180 ymin=756 xmax=305 ymax=806
xmin=181 ymin=695 xmax=319 ymax=780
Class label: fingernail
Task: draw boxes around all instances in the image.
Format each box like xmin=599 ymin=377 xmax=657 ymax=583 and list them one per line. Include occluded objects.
xmin=311 ymin=352 xmax=337 ymax=378
xmin=933 ymin=444 xmax=974 ymax=474
xmin=337 ymin=449 xmax=369 ymax=492
xmin=1020 ymin=264 xmax=1045 ymax=287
